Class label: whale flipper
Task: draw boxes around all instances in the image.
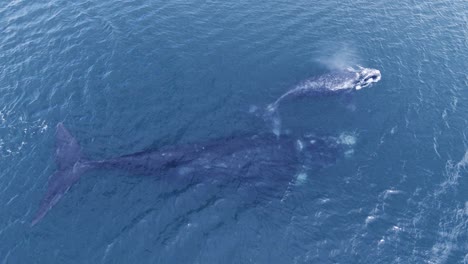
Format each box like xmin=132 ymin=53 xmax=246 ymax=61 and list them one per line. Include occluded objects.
xmin=31 ymin=123 xmax=92 ymax=226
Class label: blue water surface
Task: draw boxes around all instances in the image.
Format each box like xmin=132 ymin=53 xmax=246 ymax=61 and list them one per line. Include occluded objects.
xmin=1 ymin=0 xmax=467 ymax=263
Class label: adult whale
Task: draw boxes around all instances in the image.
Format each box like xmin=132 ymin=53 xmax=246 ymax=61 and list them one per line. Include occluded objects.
xmin=31 ymin=123 xmax=342 ymax=226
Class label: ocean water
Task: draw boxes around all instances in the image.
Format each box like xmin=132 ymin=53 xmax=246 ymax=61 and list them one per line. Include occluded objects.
xmin=1 ymin=0 xmax=467 ymax=263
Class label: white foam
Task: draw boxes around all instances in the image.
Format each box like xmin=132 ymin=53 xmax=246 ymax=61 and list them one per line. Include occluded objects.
xmin=295 ymin=172 xmax=308 ymax=185
xmin=40 ymin=123 xmax=48 ymax=133
xmin=248 ymin=105 xmax=258 ymax=113
xmin=344 ymin=149 xmax=354 ymax=158
xmin=365 ymin=215 xmax=376 ymax=225
xmin=451 ymin=96 xmax=458 ymax=111
xmin=441 ymin=150 xmax=468 ymax=192
xmin=296 ymin=140 xmax=304 ymax=151
xmin=338 ymin=133 xmax=357 ymax=146
xmin=382 ymin=189 xmax=402 ymax=199
xmin=318 ymin=198 xmax=330 ymax=204
xmin=418 ymin=150 xmax=468 ymax=264
xmin=378 ymin=238 xmax=385 ymax=246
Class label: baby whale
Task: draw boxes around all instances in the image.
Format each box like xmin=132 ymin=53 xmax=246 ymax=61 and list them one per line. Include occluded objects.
xmin=31 ymin=123 xmax=343 ymax=226
xmin=259 ymin=66 xmax=381 ymax=135
xmin=267 ymin=66 xmax=381 ymax=112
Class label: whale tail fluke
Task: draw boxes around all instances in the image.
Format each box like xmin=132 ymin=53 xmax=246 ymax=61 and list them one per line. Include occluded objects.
xmin=31 ymin=123 xmax=95 ymax=226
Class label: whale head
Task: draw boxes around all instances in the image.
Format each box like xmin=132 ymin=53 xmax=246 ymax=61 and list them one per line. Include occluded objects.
xmin=355 ymin=67 xmax=381 ymax=90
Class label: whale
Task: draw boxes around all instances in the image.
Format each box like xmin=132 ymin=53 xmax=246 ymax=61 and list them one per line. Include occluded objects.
xmin=267 ymin=66 xmax=381 ymax=113
xmin=261 ymin=66 xmax=381 ymax=135
xmin=31 ymin=123 xmax=342 ymax=226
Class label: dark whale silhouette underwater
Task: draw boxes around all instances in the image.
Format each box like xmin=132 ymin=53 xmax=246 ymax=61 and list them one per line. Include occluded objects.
xmin=31 ymin=123 xmax=348 ymax=226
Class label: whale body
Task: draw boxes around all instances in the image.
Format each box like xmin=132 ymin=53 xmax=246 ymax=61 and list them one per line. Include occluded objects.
xmin=31 ymin=123 xmax=341 ymax=226
xmin=267 ymin=66 xmax=381 ymax=112
xmin=259 ymin=66 xmax=381 ymax=135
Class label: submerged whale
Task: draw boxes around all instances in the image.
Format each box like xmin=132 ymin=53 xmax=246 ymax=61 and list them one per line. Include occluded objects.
xmin=31 ymin=123 xmax=342 ymax=226
xmin=267 ymin=66 xmax=381 ymax=112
